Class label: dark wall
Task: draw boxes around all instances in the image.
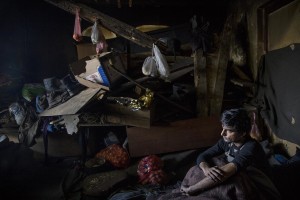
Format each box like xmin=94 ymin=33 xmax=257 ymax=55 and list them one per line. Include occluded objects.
xmin=0 ymin=0 xmax=79 ymax=81
xmin=0 ymin=0 xmax=79 ymax=108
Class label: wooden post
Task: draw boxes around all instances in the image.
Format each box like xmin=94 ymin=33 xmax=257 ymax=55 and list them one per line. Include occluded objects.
xmin=43 ymin=0 xmax=166 ymax=50
xmin=194 ymin=49 xmax=209 ymax=116
xmin=210 ymin=14 xmax=234 ymax=115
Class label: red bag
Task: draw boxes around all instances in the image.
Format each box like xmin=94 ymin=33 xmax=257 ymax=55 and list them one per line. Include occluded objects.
xmin=95 ymin=144 xmax=130 ymax=169
xmin=137 ymin=155 xmax=167 ymax=185
xmin=72 ymin=8 xmax=82 ymax=42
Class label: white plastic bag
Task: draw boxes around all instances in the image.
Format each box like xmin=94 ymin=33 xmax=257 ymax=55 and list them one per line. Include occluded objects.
xmin=91 ymin=21 xmax=108 ymax=53
xmin=153 ymin=44 xmax=170 ymax=80
xmin=91 ymin=21 xmax=100 ymax=44
xmin=142 ymin=56 xmax=158 ymax=77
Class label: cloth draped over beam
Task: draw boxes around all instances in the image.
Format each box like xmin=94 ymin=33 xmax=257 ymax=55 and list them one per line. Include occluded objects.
xmin=255 ymin=44 xmax=300 ymax=145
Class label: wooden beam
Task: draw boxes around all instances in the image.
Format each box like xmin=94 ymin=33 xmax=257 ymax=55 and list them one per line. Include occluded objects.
xmin=44 ymin=0 xmax=166 ymax=50
xmin=210 ymin=14 xmax=234 ymax=115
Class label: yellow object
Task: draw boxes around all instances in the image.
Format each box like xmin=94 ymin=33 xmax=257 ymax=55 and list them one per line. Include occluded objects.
xmin=136 ymin=25 xmax=169 ymax=32
xmin=138 ymin=89 xmax=154 ymax=109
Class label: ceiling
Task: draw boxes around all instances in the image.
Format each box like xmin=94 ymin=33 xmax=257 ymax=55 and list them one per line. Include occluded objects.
xmin=69 ymin=0 xmax=230 ymax=27
xmin=73 ymin=0 xmax=228 ymax=8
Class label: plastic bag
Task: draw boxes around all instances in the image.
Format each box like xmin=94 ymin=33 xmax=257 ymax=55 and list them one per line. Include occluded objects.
xmin=137 ymin=155 xmax=167 ymax=185
xmin=153 ymin=44 xmax=170 ymax=80
xmin=96 ymin=144 xmax=130 ymax=169
xmin=22 ymin=83 xmax=46 ymax=102
xmin=91 ymin=21 xmax=100 ymax=44
xmin=72 ymin=8 xmax=82 ymax=42
xmin=9 ymin=102 xmax=26 ymax=125
xmin=142 ymin=56 xmax=158 ymax=77
xmin=91 ymin=21 xmax=108 ymax=53
xmin=96 ymin=41 xmax=107 ymax=54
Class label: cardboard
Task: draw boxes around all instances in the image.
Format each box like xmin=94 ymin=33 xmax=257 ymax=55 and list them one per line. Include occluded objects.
xmin=70 ymin=51 xmax=126 ymax=89
xmin=76 ymin=43 xmax=96 ymax=60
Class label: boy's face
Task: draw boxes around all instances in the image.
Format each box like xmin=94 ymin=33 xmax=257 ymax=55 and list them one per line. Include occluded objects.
xmin=221 ymin=125 xmax=244 ymax=143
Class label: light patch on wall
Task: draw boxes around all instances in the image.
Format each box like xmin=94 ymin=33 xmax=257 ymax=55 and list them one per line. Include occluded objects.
xmin=268 ymin=0 xmax=300 ymax=51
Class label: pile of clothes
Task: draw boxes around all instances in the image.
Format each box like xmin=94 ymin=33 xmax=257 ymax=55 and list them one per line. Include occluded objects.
xmin=8 ymin=74 xmax=86 ymax=147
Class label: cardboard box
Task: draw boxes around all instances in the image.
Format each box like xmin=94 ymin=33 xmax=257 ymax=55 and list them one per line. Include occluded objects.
xmin=70 ymin=51 xmax=127 ymax=89
xmin=76 ymin=43 xmax=96 ymax=60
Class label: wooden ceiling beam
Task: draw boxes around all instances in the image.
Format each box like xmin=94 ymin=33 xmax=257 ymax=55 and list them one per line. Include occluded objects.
xmin=44 ymin=0 xmax=165 ymax=49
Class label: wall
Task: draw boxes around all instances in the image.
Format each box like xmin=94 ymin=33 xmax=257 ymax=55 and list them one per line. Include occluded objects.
xmin=0 ymin=0 xmax=78 ymax=109
xmin=268 ymin=0 xmax=300 ymax=51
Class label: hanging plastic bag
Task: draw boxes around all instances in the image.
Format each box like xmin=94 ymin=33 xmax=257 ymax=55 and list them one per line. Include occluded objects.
xmin=142 ymin=56 xmax=158 ymax=77
xmin=73 ymin=8 xmax=82 ymax=42
xmin=153 ymin=44 xmax=170 ymax=81
xmin=91 ymin=21 xmax=108 ymax=53
xmin=91 ymin=21 xmax=100 ymax=44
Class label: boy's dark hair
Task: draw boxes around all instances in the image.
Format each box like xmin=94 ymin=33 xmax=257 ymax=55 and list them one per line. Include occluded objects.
xmin=221 ymin=108 xmax=251 ymax=134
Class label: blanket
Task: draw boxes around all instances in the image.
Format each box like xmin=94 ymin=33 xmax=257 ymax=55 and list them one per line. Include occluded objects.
xmin=148 ymin=157 xmax=281 ymax=200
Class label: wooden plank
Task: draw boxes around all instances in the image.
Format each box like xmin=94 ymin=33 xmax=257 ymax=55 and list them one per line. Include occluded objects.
xmin=127 ymin=116 xmax=221 ymax=157
xmin=39 ymin=88 xmax=101 ymax=116
xmin=206 ymin=53 xmax=219 ymax=113
xmin=44 ymin=0 xmax=166 ymax=50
